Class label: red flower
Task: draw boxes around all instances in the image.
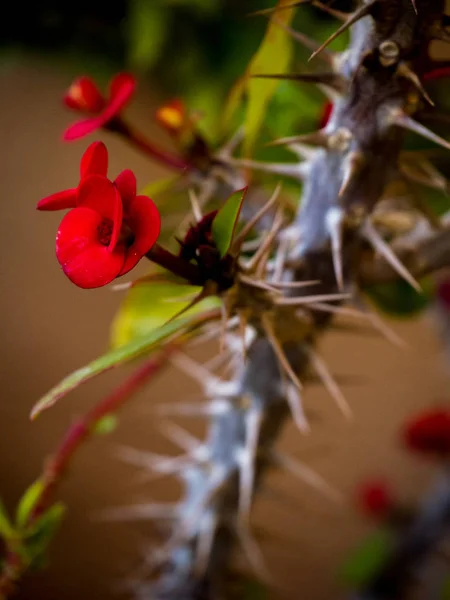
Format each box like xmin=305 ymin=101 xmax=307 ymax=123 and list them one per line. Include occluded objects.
xmin=37 ymin=142 xmax=161 ymax=289
xmin=357 ymin=480 xmax=394 ymax=519
xmin=403 ymin=409 xmax=450 ymax=457
xmin=63 ymin=73 xmax=136 ymax=141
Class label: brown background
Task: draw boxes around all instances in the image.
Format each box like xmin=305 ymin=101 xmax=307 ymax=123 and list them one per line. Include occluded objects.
xmin=1 ymin=58 xmax=449 ymax=600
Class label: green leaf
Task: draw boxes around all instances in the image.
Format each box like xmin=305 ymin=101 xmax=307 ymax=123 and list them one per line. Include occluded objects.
xmin=0 ymin=497 xmax=14 ymax=539
xmin=111 ymin=281 xmax=221 ymax=348
xmin=127 ymin=0 xmax=169 ymax=70
xmin=31 ymin=312 xmax=210 ymax=420
xmin=221 ymin=0 xmax=294 ymax=152
xmin=23 ymin=503 xmax=66 ymax=570
xmin=364 ymin=277 xmax=435 ymax=319
xmin=93 ymin=414 xmax=118 ymax=436
xmin=16 ymin=480 xmax=44 ymax=529
xmin=339 ymin=529 xmax=395 ymax=587
xmin=211 ymin=188 xmax=247 ymax=256
xmin=244 ymin=0 xmax=295 ymax=155
xmin=141 ymin=175 xmax=180 ymax=199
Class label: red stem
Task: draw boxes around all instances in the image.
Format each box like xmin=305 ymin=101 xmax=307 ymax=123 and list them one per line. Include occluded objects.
xmin=109 ymin=118 xmax=190 ymax=172
xmin=0 ymin=346 xmax=176 ymax=598
xmin=146 ymin=243 xmax=203 ymax=285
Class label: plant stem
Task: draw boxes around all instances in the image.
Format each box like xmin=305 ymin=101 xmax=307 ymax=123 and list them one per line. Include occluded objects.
xmin=145 ymin=243 xmax=203 ymax=285
xmin=109 ymin=118 xmax=190 ymax=172
xmin=0 ymin=346 xmax=176 ymax=599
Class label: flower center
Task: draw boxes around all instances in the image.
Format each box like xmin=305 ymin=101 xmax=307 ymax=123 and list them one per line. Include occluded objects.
xmin=97 ymin=218 xmax=114 ymax=246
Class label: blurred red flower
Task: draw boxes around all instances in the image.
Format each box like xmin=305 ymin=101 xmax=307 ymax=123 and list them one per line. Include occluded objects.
xmin=63 ymin=73 xmax=136 ymax=141
xmin=403 ymin=409 xmax=450 ymax=456
xmin=357 ymin=480 xmax=394 ymax=518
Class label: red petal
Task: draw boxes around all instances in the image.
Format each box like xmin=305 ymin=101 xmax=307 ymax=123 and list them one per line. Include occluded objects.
xmin=63 ymin=76 xmax=105 ymax=113
xmin=80 ymin=141 xmax=108 ymax=179
xmin=37 ymin=188 xmax=77 ymax=211
xmin=114 ymin=169 xmax=137 ymax=208
xmin=120 ymin=195 xmax=161 ymax=275
xmin=77 ymin=175 xmax=123 ymax=251
xmin=107 ymin=73 xmax=136 ymax=114
xmin=63 ymin=116 xmax=106 ymax=141
xmin=56 ymin=207 xmax=125 ymax=289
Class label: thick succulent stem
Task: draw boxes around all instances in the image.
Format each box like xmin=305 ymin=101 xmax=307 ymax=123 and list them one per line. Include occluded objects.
xmin=136 ymin=3 xmax=450 ymax=598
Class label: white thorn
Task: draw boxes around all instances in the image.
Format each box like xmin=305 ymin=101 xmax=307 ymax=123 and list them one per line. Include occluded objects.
xmin=308 ymin=349 xmax=352 ymax=419
xmin=97 ymin=502 xmax=179 ymax=522
xmin=272 ymin=451 xmax=342 ymax=504
xmin=157 ymin=400 xmax=230 ymax=417
xmin=116 ymin=446 xmax=190 ymax=475
xmin=160 ymin=421 xmax=204 ymax=454
xmin=326 ymin=206 xmax=345 ymax=291
xmin=225 ymin=157 xmax=307 ymax=180
xmin=170 ymin=352 xmax=223 ymax=391
xmin=362 ymin=219 xmax=422 ymax=292
xmin=276 ymin=292 xmax=351 ymax=306
xmin=286 ymin=383 xmax=310 ymax=433
xmin=262 ymin=314 xmax=303 ymax=391
xmin=188 ymin=188 xmax=203 ymax=222
xmin=236 ymin=524 xmax=272 ymax=584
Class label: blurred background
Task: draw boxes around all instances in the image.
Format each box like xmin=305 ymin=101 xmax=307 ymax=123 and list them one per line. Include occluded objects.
xmin=1 ymin=1 xmax=450 ymax=598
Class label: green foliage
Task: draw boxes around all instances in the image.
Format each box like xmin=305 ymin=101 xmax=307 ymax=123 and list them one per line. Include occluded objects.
xmin=21 ymin=503 xmax=66 ymax=570
xmin=223 ymin=0 xmax=295 ymax=155
xmin=16 ymin=480 xmax=44 ymax=529
xmin=111 ymin=281 xmax=221 ymax=348
xmin=339 ymin=529 xmax=395 ymax=588
xmin=364 ymin=277 xmax=435 ymax=319
xmin=0 ymin=497 xmax=14 ymax=540
xmin=30 ymin=313 xmax=209 ymax=420
xmin=211 ymin=188 xmax=246 ymax=256
xmin=127 ymin=0 xmax=170 ymax=71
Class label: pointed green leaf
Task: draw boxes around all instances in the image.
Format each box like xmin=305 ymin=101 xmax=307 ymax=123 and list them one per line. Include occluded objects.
xmin=244 ymin=0 xmax=294 ymax=155
xmin=111 ymin=281 xmax=221 ymax=348
xmin=31 ymin=310 xmax=216 ymax=420
xmin=211 ymin=188 xmax=247 ymax=256
xmin=339 ymin=529 xmax=395 ymax=587
xmin=0 ymin=497 xmax=14 ymax=539
xmin=23 ymin=503 xmax=66 ymax=570
xmin=16 ymin=480 xmax=44 ymax=529
xmin=221 ymin=0 xmax=294 ymax=151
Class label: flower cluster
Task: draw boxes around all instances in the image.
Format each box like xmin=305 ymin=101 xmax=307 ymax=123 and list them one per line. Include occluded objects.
xmin=37 ymin=142 xmax=160 ymax=289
